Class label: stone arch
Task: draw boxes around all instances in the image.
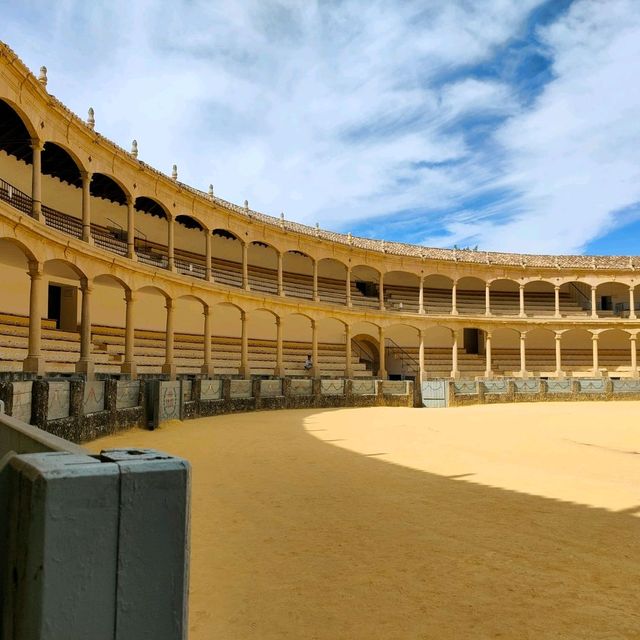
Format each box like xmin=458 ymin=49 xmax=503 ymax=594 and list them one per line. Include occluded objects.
xmin=0 ymin=97 xmax=39 ymax=143
xmin=316 ymin=316 xmax=348 ymax=377
xmin=211 ymin=228 xmax=243 ymax=288
xmin=597 ymin=328 xmax=632 ymax=373
xmin=594 ymin=281 xmax=631 ymax=318
xmin=523 ymin=280 xmax=556 ymax=317
xmin=487 ymin=278 xmax=520 ymax=316
xmin=524 ymin=327 xmax=557 ymax=374
xmin=317 ymin=258 xmax=348 ymax=306
xmin=490 ymin=327 xmax=521 ymax=375
xmin=282 ymin=250 xmax=314 ymax=300
xmin=559 ymin=328 xmax=593 ymax=375
xmin=351 ymin=264 xmax=381 ymax=310
xmin=133 ymin=197 xmax=172 ymax=269
xmin=0 ymin=238 xmax=38 ymax=328
xmin=351 ymin=320 xmax=382 ymax=376
xmin=173 ymin=215 xmax=209 ymax=279
xmin=422 ymin=274 xmax=453 ymax=315
xmin=456 ymin=276 xmax=487 ymax=316
xmin=384 ymin=270 xmax=420 ymax=313
xmin=247 ymin=240 xmax=279 ymax=295
xmin=385 ymin=323 xmax=420 ymax=380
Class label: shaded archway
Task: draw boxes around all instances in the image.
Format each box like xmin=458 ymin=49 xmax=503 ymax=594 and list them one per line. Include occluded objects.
xmin=134 ymin=285 xmax=171 ymax=375
xmin=594 ymin=282 xmax=631 ymax=318
xmin=282 ymin=251 xmax=314 ymax=300
xmin=385 ymin=324 xmax=420 ymax=380
xmin=351 ymin=320 xmax=381 ymax=376
xmin=89 ymin=173 xmax=130 ymax=255
xmin=211 ymin=229 xmax=243 ymax=288
xmin=456 ymin=276 xmax=487 ymax=316
xmin=524 ymin=328 xmax=557 ymax=375
xmin=558 ymin=281 xmax=591 ymax=317
xmin=134 ymin=197 xmax=171 ymax=268
xmin=211 ymin=302 xmax=243 ymax=375
xmin=559 ymin=329 xmax=594 ymax=375
xmin=598 ymin=328 xmax=632 ymax=374
xmin=384 ymin=271 xmax=420 ymax=313
xmin=422 ymin=275 xmax=453 ymax=315
xmin=317 ymin=258 xmax=347 ymax=306
xmin=523 ymin=281 xmax=556 ymax=317
xmin=247 ymin=308 xmax=278 ymax=375
xmin=488 ymin=279 xmax=520 ymax=316
xmin=351 ymin=265 xmax=380 ymax=310
xmin=174 ymin=215 xmax=208 ymax=279
xmin=282 ymin=312 xmax=313 ymax=374
xmin=490 ymin=327 xmax=520 ymax=376
xmin=316 ymin=317 xmax=348 ymax=376
xmin=247 ymin=241 xmax=278 ymax=294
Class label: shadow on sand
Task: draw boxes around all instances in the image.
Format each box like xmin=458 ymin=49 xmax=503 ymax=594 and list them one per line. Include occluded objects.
xmin=92 ymin=409 xmax=640 ymax=640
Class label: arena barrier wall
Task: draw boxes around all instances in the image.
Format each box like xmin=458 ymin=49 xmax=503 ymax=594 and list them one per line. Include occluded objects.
xmin=0 ymin=404 xmax=190 ymax=640
xmin=444 ymin=377 xmax=640 ymax=407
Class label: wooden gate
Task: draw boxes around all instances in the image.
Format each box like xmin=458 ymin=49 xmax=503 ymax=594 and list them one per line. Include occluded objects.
xmin=421 ymin=379 xmax=448 ymax=408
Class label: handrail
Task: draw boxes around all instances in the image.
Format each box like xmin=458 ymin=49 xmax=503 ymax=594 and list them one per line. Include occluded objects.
xmin=568 ymin=282 xmax=591 ymax=308
xmin=385 ymin=337 xmax=420 ymax=378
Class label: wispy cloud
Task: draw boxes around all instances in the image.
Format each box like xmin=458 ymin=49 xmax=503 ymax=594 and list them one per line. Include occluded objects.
xmin=2 ymin=0 xmax=639 ymax=254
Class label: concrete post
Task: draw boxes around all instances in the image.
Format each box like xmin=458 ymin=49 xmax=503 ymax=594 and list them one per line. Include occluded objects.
xmin=591 ymin=286 xmax=597 ymax=318
xmin=76 ymin=278 xmax=94 ymax=377
xmin=205 ymin=230 xmax=212 ymax=281
xmin=345 ymin=324 xmax=353 ymax=377
xmin=311 ymin=319 xmax=319 ymax=377
xmin=277 ymin=252 xmax=284 ymax=296
xmin=629 ymin=286 xmax=636 ymax=319
xmin=240 ymin=310 xmax=249 ymax=377
xmin=201 ymin=305 xmax=213 ymax=376
xmin=167 ymin=219 xmax=175 ymax=271
xmin=519 ymin=332 xmax=527 ymax=378
xmin=519 ymin=284 xmax=525 ymax=318
xmin=23 ymin=261 xmax=45 ymax=374
xmin=30 ymin=139 xmax=43 ymax=221
xmin=81 ymin=170 xmax=92 ymax=243
xmin=378 ymin=326 xmax=387 ymax=379
xmin=554 ymin=285 xmax=561 ymax=318
xmin=346 ymin=266 xmax=352 ymax=308
xmin=631 ymin=334 xmax=638 ymax=378
xmin=418 ymin=276 xmax=425 ymax=314
xmin=485 ymin=282 xmax=491 ymax=316
xmin=451 ymin=281 xmax=458 ymax=315
xmin=451 ymin=330 xmax=459 ymax=378
xmin=275 ymin=317 xmax=283 ymax=376
xmin=121 ymin=290 xmax=137 ymax=378
xmin=126 ymin=197 xmax=136 ymax=260
xmin=485 ymin=331 xmax=492 ymax=377
xmin=379 ymin=273 xmax=385 ymax=310
xmin=162 ymin=298 xmax=176 ymax=379
xmin=592 ymin=333 xmax=599 ymax=375
xmin=242 ymin=242 xmax=249 ymax=290
xmin=312 ymin=260 xmax=319 ymax=302
xmin=555 ymin=332 xmax=563 ymax=377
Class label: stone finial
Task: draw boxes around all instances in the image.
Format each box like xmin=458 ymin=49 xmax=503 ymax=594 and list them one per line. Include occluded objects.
xmin=280 ymin=211 xmax=285 ymax=228
xmin=315 ymin=222 xmax=320 ymax=237
xmin=38 ymin=66 xmax=48 ymax=87
xmin=629 ymin=257 xmax=634 ymax=270
xmin=208 ymin=184 xmax=214 ymax=199
xmin=591 ymin=257 xmax=597 ymax=269
xmin=347 ymin=232 xmax=352 ymax=245
xmin=171 ymin=164 xmax=178 ymax=181
xmin=485 ymin=251 xmax=491 ymax=264
xmin=87 ymin=107 xmax=95 ymax=130
xmin=381 ymin=239 xmax=386 ymax=253
xmin=420 ymin=247 xmax=425 ymax=261
xmin=453 ymin=248 xmax=458 ymax=261
xmin=131 ymin=139 xmax=138 ymax=158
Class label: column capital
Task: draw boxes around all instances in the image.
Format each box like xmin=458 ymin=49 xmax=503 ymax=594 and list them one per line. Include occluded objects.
xmin=554 ymin=332 xmax=562 ymax=341
xmin=80 ymin=169 xmax=93 ymax=182
xmin=591 ymin=333 xmax=599 ymax=341
xmin=554 ymin=284 xmax=560 ymax=291
xmin=202 ymin=303 xmax=212 ymax=316
xmin=165 ymin=297 xmax=174 ymax=311
xmin=124 ymin=289 xmax=137 ymax=303
xmin=126 ymin=195 xmax=135 ymax=207
xmin=485 ymin=330 xmax=492 ymax=339
xmin=30 ymin=138 xmax=45 ymax=152
xmin=27 ymin=260 xmax=43 ymax=278
xmin=275 ymin=316 xmax=281 ymax=326
xmin=310 ymin=318 xmax=316 ymax=330
xmin=630 ymin=334 xmax=637 ymax=341
xmin=519 ymin=283 xmax=525 ymax=290
xmin=80 ymin=277 xmax=93 ymax=293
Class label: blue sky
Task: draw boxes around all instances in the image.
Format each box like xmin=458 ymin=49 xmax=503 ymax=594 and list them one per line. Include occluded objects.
xmin=2 ymin=0 xmax=640 ymax=255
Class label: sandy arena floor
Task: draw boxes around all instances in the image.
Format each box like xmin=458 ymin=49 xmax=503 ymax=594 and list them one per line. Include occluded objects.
xmin=91 ymin=402 xmax=640 ymax=639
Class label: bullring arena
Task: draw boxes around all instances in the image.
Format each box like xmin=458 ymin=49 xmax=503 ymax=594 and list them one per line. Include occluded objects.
xmin=0 ymin=42 xmax=639 ymax=638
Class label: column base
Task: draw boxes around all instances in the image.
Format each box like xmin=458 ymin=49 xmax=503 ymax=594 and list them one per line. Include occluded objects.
xmin=451 ymin=310 xmax=459 ymax=316
xmin=519 ymin=313 xmax=526 ymax=319
xmin=161 ymin=363 xmax=177 ymax=379
xmin=484 ymin=371 xmax=493 ymax=378
xmin=200 ymin=363 xmax=215 ymax=377
xmin=519 ymin=370 xmax=529 ymax=378
xmin=554 ymin=370 xmax=565 ymax=378
xmin=450 ymin=370 xmax=460 ymax=379
xmin=378 ymin=369 xmax=387 ymax=380
xmin=31 ymin=205 xmax=42 ymax=222
xmin=75 ymin=358 xmax=95 ymax=378
xmin=274 ymin=366 xmax=284 ymax=377
xmin=238 ymin=366 xmax=249 ymax=379
xmin=23 ymin=355 xmax=46 ymax=375
xmin=121 ymin=361 xmax=138 ymax=378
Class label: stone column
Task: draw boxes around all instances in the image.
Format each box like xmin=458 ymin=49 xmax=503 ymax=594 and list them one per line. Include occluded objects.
xmin=418 ymin=328 xmax=425 ymax=382
xmin=629 ymin=286 xmax=636 ymax=319
xmin=162 ymin=298 xmax=176 ymax=379
xmin=312 ymin=260 xmax=319 ymax=302
xmin=167 ymin=219 xmax=175 ymax=271
xmin=277 ymin=252 xmax=284 ymax=296
xmin=31 ymin=139 xmax=43 ymax=220
xmin=554 ymin=285 xmax=561 ymax=318
xmin=311 ymin=319 xmax=319 ymax=377
xmin=485 ymin=282 xmax=491 ymax=316
xmin=23 ymin=261 xmax=45 ymax=374
xmin=630 ymin=334 xmax=638 ymax=378
xmin=239 ymin=310 xmax=249 ymax=377
xmin=201 ymin=305 xmax=213 ymax=376
xmin=346 ymin=266 xmax=352 ymax=308
xmin=378 ymin=326 xmax=387 ymax=379
xmin=485 ymin=331 xmax=492 ymax=377
xmin=75 ymin=278 xmax=94 ymax=377
xmin=81 ymin=170 xmax=92 ymax=242
xmin=242 ymin=243 xmax=249 ymax=290
xmin=379 ymin=274 xmax=385 ymax=311
xmin=275 ymin=317 xmax=284 ymax=376
xmin=122 ymin=290 xmax=137 ymax=378
xmin=554 ymin=332 xmax=563 ymax=377
xmin=519 ymin=332 xmax=527 ymax=378
xmin=519 ymin=285 xmax=526 ymax=318
xmin=451 ymin=281 xmax=458 ymax=315
xmin=418 ymin=276 xmax=425 ymax=314
xmin=345 ymin=324 xmax=353 ymax=377
xmin=451 ymin=330 xmax=459 ymax=378
xmin=205 ymin=231 xmax=212 ymax=281
xmin=592 ymin=333 xmax=599 ymax=376
xmin=126 ymin=197 xmax=136 ymax=260
xmin=591 ymin=286 xmax=597 ymax=318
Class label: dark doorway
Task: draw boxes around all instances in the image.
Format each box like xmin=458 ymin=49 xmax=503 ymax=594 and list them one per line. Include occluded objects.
xmin=48 ymin=284 xmax=62 ymax=329
xmin=464 ymin=328 xmax=480 ymax=355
